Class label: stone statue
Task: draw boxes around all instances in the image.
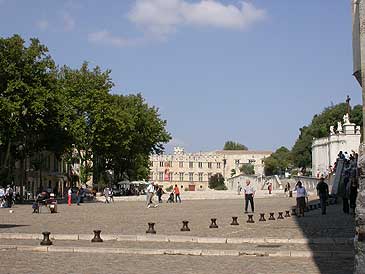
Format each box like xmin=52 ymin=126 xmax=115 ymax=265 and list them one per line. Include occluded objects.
xmin=330 ymin=126 xmax=335 ymax=135
xmin=343 ymin=113 xmax=350 ymax=124
xmin=337 ymin=121 xmax=343 ymax=133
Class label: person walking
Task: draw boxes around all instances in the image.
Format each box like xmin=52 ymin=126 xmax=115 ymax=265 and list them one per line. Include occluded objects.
xmin=316 ymin=177 xmax=329 ymax=215
xmin=109 ymin=188 xmax=114 ymax=203
xmin=156 ymin=186 xmax=164 ymax=203
xmin=237 ymin=183 xmax=241 ymax=195
xmin=268 ymin=183 xmax=272 ymax=195
xmin=243 ymin=180 xmax=255 ymax=213
xmin=146 ymin=182 xmax=158 ymax=208
xmin=173 ymin=184 xmax=181 ymax=203
xmin=295 ymin=181 xmax=307 ymax=217
xmin=67 ymin=187 xmax=72 ymax=206
xmin=104 ymin=187 xmax=110 ymax=204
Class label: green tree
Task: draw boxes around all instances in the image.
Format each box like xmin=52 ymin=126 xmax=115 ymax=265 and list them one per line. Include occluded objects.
xmin=223 ymin=141 xmax=248 ymax=150
xmin=208 ymin=173 xmax=227 ymax=190
xmin=0 ymin=35 xmax=58 ymax=192
xmin=264 ymin=146 xmax=292 ymax=176
xmin=240 ymin=163 xmax=255 ymax=175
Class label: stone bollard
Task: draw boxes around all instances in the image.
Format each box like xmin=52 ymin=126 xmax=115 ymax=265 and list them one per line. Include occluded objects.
xmin=277 ymin=212 xmax=284 ymax=219
xmin=209 ymin=218 xmax=218 ymax=228
xmin=91 ymin=230 xmax=103 ymax=242
xmin=146 ymin=223 xmax=156 ymax=234
xmin=269 ymin=213 xmax=275 ymax=220
xmin=285 ymin=210 xmax=291 ymax=217
xmin=259 ymin=213 xmax=266 ymax=222
xmin=309 ymin=204 xmax=313 ymax=211
xmin=291 ymin=208 xmax=297 ymax=216
xmin=181 ymin=221 xmax=191 ymax=231
xmin=231 ymin=217 xmax=239 ymax=225
xmin=40 ymin=232 xmax=52 ymax=246
xmin=247 ymin=214 xmax=255 ymax=223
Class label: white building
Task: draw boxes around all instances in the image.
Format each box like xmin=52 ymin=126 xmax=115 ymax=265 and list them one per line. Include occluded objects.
xmin=312 ymin=115 xmax=361 ymax=177
xmin=149 ymin=147 xmax=271 ymax=191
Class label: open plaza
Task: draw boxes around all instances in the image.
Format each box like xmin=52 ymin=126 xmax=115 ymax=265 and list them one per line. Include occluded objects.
xmin=0 ymin=193 xmax=355 ymax=274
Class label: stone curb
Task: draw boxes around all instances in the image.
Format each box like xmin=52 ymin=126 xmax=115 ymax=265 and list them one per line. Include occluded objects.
xmin=0 ymin=233 xmax=354 ymax=246
xmin=0 ymin=244 xmax=353 ymax=258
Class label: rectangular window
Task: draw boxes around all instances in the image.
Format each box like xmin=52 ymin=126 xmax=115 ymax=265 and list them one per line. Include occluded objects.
xmin=179 ymin=172 xmax=184 ymax=182
xmin=189 ymin=162 xmax=193 ymax=168
xmin=217 ymin=162 xmax=221 ymax=169
xmin=189 ymin=172 xmax=194 ymax=182
xmin=208 ymin=162 xmax=212 ymax=169
xmin=169 ymin=172 xmax=173 ymax=182
xmin=235 ymin=159 xmax=240 ymax=165
xmin=198 ymin=172 xmax=203 ymax=182
xmin=179 ymin=161 xmax=183 ymax=168
xmin=208 ymin=173 xmax=212 ymax=180
xmin=160 ymin=161 xmax=164 ymax=167
xmin=159 ymin=172 xmax=164 ymax=181
xmin=169 ymin=161 xmax=173 ymax=167
xmin=198 ymin=162 xmax=203 ymax=168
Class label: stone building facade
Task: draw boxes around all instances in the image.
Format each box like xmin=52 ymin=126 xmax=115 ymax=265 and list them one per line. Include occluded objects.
xmin=149 ymin=147 xmax=271 ymax=191
xmin=312 ymin=117 xmax=361 ymax=177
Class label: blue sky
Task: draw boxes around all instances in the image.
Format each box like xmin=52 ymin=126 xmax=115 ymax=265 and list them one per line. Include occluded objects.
xmin=0 ymin=0 xmax=361 ymax=153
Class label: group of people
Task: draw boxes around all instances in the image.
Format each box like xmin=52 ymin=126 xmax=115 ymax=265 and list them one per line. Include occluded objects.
xmin=146 ymin=182 xmax=181 ymax=208
xmin=67 ymin=186 xmax=86 ymax=206
xmin=0 ymin=185 xmax=14 ymax=208
xmin=336 ymin=151 xmax=358 ymax=214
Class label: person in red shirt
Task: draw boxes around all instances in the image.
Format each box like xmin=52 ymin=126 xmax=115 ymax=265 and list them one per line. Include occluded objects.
xmin=173 ymin=184 xmax=181 ymax=203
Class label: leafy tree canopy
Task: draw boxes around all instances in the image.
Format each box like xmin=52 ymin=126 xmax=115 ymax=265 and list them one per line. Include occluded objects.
xmin=208 ymin=173 xmax=227 ymax=190
xmin=240 ymin=163 xmax=255 ymax=175
xmin=264 ymin=146 xmax=292 ymax=176
xmin=223 ymin=141 xmax=248 ymax=150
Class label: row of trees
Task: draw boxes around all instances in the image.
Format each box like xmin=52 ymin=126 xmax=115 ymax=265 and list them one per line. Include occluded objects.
xmin=0 ymin=35 xmax=171 ymax=189
xmin=264 ymin=103 xmax=362 ymax=176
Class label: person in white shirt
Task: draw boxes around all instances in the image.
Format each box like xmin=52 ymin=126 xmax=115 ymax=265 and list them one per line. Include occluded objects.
xmin=146 ymin=182 xmax=158 ymax=208
xmin=295 ymin=181 xmax=307 ymax=217
xmin=243 ymin=180 xmax=255 ymax=213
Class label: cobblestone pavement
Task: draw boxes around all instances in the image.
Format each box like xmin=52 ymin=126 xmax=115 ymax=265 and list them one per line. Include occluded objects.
xmin=0 ymin=197 xmax=355 ymax=239
xmin=0 ymin=250 xmax=353 ymax=274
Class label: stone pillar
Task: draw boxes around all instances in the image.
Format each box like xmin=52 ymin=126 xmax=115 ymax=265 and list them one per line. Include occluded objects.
xmin=354 ymin=1 xmax=365 ymax=272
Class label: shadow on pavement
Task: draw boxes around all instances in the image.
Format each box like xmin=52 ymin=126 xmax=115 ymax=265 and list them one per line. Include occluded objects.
xmin=0 ymin=224 xmax=29 ymax=229
xmin=293 ymin=197 xmax=355 ymax=274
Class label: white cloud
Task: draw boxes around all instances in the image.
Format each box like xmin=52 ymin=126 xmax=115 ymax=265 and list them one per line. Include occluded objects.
xmin=128 ymin=0 xmax=266 ymax=38
xmin=35 ymin=19 xmax=49 ymax=31
xmin=88 ymin=0 xmax=266 ymax=47
xmin=63 ymin=13 xmax=75 ymax=31
xmin=88 ymin=31 xmax=142 ymax=47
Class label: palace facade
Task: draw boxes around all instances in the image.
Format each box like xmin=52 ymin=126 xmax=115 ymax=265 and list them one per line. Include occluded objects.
xmin=149 ymin=147 xmax=272 ymax=190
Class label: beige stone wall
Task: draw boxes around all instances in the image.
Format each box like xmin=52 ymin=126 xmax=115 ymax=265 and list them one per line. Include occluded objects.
xmin=149 ymin=147 xmax=271 ymax=191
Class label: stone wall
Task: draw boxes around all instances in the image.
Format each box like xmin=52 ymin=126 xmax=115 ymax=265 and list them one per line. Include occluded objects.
xmin=312 ymin=122 xmax=360 ymax=177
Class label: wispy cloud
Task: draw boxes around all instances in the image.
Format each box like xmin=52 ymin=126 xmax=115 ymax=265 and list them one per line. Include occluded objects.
xmin=35 ymin=19 xmax=49 ymax=31
xmin=88 ymin=30 xmax=143 ymax=47
xmin=63 ymin=13 xmax=75 ymax=31
xmin=88 ymin=0 xmax=266 ymax=47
